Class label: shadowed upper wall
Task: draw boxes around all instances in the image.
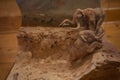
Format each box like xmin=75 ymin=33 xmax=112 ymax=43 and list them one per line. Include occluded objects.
xmin=16 ymin=0 xmax=100 ymax=26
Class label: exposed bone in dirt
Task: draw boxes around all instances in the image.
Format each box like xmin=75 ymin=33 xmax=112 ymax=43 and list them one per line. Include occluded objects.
xmin=7 ymin=8 xmax=120 ymax=80
xmin=7 ymin=27 xmax=120 ymax=80
xmin=59 ymin=8 xmax=105 ymax=35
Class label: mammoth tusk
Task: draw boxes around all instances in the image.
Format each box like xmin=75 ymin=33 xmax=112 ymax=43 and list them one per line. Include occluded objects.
xmin=81 ymin=35 xmax=87 ymax=42
xmin=96 ymin=32 xmax=104 ymax=39
xmin=59 ymin=22 xmax=64 ymax=27
xmin=76 ymin=22 xmax=81 ymax=29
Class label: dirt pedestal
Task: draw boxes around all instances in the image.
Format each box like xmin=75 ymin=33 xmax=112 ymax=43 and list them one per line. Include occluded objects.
xmin=7 ymin=27 xmax=120 ymax=80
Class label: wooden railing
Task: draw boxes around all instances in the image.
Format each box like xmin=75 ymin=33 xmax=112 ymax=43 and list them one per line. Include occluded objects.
xmin=101 ymin=0 xmax=120 ymax=21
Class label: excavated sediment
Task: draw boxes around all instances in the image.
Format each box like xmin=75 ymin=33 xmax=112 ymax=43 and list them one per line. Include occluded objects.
xmin=7 ymin=27 xmax=120 ymax=80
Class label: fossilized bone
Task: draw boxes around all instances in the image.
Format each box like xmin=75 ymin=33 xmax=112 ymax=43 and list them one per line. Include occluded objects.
xmin=83 ymin=8 xmax=105 ymax=34
xmin=59 ymin=9 xmax=84 ymax=29
xmin=59 ymin=19 xmax=74 ymax=27
xmin=69 ymin=30 xmax=104 ymax=65
xmin=59 ymin=8 xmax=105 ymax=35
xmin=79 ymin=30 xmax=104 ymax=43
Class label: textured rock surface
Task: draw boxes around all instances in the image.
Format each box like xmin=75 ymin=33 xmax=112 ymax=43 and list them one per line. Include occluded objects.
xmin=7 ymin=27 xmax=120 ymax=80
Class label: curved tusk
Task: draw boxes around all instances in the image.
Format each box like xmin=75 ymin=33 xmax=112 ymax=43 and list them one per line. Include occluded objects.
xmin=76 ymin=22 xmax=80 ymax=29
xmin=81 ymin=35 xmax=87 ymax=42
xmin=96 ymin=32 xmax=104 ymax=39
